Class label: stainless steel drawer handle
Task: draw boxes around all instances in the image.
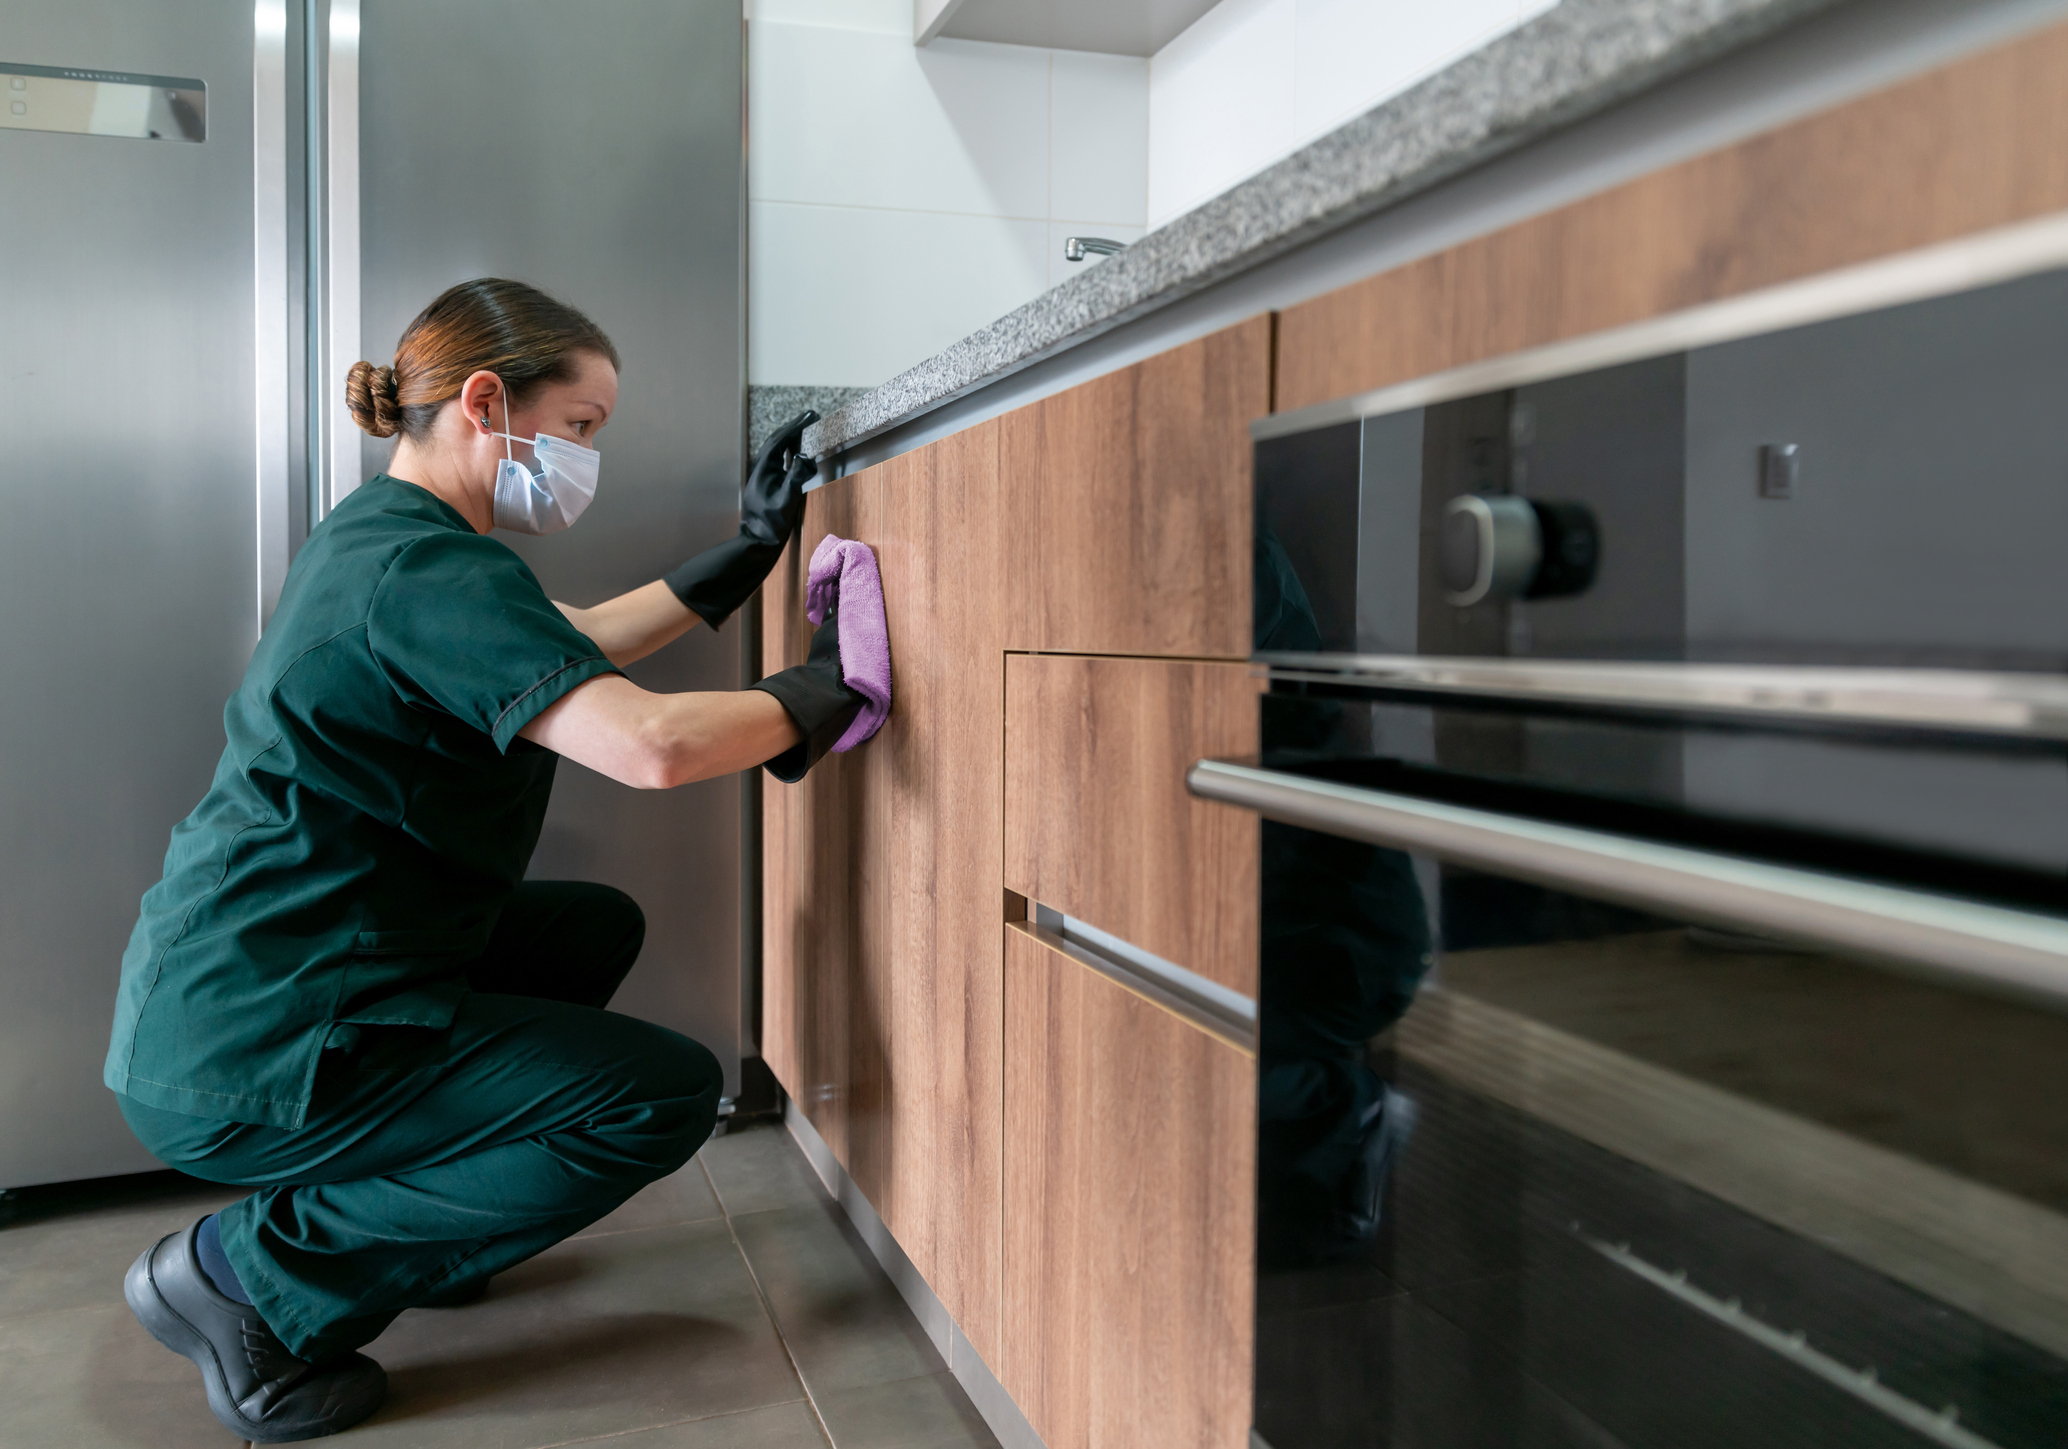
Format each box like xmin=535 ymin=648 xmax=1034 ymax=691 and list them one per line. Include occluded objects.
xmin=1187 ymin=758 xmax=2068 ymax=1015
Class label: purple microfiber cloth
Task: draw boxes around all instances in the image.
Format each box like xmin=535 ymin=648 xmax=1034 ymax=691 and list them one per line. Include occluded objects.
xmin=805 ymin=534 xmax=891 ymax=752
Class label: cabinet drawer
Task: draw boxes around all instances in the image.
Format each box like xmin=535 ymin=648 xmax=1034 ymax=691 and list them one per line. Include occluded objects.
xmin=1002 ymin=923 xmax=1256 ymax=1449
xmin=1005 ymin=654 xmax=1261 ymax=997
xmin=1002 ymin=315 xmax=1270 ymax=659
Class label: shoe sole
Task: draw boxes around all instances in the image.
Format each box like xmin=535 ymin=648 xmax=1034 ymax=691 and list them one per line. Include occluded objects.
xmin=124 ymin=1240 xmax=381 ymax=1443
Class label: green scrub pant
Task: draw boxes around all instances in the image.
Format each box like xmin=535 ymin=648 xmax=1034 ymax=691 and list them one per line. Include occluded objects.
xmin=118 ymin=881 xmax=722 ymax=1363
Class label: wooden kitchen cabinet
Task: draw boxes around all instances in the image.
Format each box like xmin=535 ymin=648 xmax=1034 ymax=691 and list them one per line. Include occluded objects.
xmin=762 ymin=315 xmax=1277 ymax=1414
xmin=1001 ymin=923 xmax=1257 ymax=1449
xmin=759 ymin=462 xmax=889 ymax=1194
xmin=1004 ymin=654 xmax=1263 ymax=997
xmin=760 ymin=417 xmax=1008 ymax=1362
xmin=1275 ymin=20 xmax=2068 ymax=414
xmin=1002 ymin=314 xmax=1272 ymax=660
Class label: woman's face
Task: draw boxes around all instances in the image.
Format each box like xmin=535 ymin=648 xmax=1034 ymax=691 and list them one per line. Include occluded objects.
xmin=501 ymin=349 xmax=618 ymax=452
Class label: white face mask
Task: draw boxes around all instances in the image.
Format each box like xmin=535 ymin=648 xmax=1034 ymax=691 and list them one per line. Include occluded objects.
xmin=486 ymin=388 xmax=600 ymax=534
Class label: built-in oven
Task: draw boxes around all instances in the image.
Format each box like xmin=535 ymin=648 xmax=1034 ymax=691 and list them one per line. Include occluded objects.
xmin=1201 ymin=223 xmax=2068 ymax=1448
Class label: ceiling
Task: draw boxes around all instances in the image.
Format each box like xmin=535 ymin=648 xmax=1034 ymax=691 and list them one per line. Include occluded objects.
xmin=922 ymin=0 xmax=1221 ymax=57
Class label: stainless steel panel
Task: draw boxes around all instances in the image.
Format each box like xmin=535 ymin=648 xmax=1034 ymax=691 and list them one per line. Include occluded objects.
xmin=0 ymin=1 xmax=261 ymax=1186
xmin=256 ymin=0 xmax=293 ymax=623
xmin=356 ymin=0 xmax=746 ymax=1090
xmin=321 ymin=0 xmax=359 ymax=516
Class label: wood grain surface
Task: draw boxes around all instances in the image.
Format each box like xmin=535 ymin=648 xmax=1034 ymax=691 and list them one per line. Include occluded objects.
xmin=760 ymin=319 xmax=1277 ymax=1373
xmin=1004 ymin=654 xmax=1262 ymax=996
xmin=759 ymin=419 xmax=1007 ymax=1361
xmin=881 ymin=419 xmax=1008 ymax=1363
xmin=1001 ymin=923 xmax=1257 ymax=1449
xmin=760 ymin=471 xmax=889 ymax=1210
xmin=1002 ymin=315 xmax=1272 ymax=659
xmin=1276 ymin=20 xmax=2068 ymax=413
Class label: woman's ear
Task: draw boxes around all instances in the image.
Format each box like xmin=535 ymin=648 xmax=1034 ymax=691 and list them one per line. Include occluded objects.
xmin=457 ymin=370 xmax=505 ymax=435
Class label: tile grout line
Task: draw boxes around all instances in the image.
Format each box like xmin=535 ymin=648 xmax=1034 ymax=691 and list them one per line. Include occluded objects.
xmin=517 ymin=1396 xmax=817 ymax=1449
xmin=567 ymin=1214 xmax=727 ymax=1244
xmin=701 ymin=1153 xmax=841 ymax=1449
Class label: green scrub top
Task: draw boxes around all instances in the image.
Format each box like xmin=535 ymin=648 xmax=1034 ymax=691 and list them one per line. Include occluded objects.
xmin=105 ymin=475 xmax=621 ymax=1129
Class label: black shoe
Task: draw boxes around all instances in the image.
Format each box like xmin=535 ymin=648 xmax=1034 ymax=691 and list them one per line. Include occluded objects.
xmin=1336 ymin=1084 xmax=1418 ymax=1244
xmin=124 ymin=1220 xmax=386 ymax=1443
xmin=415 ymin=1274 xmax=491 ymax=1308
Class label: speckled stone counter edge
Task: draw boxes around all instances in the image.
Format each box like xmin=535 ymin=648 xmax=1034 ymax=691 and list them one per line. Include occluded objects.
xmin=800 ymin=0 xmax=1849 ymax=460
xmin=749 ymin=384 xmax=868 ymax=457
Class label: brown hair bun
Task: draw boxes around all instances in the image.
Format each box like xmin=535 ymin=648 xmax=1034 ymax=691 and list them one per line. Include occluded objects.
xmin=345 ymin=361 xmax=403 ymax=438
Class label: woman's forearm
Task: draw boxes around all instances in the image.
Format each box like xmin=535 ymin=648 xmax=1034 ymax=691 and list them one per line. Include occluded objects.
xmin=520 ymin=674 xmax=799 ymax=788
xmin=642 ymin=688 xmax=799 ymax=786
xmin=554 ymin=580 xmax=700 ymax=667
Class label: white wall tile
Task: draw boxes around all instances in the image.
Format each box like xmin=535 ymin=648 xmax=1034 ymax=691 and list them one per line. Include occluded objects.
xmin=1050 ymin=51 xmax=1150 ymax=225
xmin=1146 ymin=0 xmax=1558 ymax=229
xmin=751 ymin=200 xmax=1049 ymax=385
xmin=749 ymin=0 xmax=908 ymax=34
xmin=1146 ymin=0 xmax=1296 ymax=229
xmin=749 ymin=1 xmax=1560 ymax=385
xmin=1293 ymin=0 xmax=1519 ymax=142
xmin=1044 ymin=220 xmax=1148 ymax=290
xmin=750 ymin=24 xmax=1052 ymax=218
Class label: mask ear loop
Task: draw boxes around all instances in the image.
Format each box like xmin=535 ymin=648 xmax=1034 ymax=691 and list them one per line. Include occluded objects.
xmin=499 ymin=382 xmax=514 ymax=470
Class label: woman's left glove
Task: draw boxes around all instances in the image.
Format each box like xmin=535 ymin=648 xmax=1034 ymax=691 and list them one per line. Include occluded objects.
xmin=664 ymin=409 xmax=819 ymax=629
xmin=749 ymin=602 xmax=863 ymax=783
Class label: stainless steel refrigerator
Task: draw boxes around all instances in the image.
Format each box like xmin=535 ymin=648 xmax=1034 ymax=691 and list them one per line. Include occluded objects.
xmin=0 ymin=0 xmax=747 ymax=1189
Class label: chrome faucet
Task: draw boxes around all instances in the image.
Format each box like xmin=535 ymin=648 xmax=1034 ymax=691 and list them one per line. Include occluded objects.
xmin=1064 ymin=236 xmax=1126 ymax=262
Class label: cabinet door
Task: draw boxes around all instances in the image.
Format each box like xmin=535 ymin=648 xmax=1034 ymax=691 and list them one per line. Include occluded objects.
xmin=1004 ymin=654 xmax=1261 ymax=997
xmin=760 ymin=464 xmax=893 ymax=1192
xmin=760 ymin=418 xmax=1007 ymax=1360
xmin=1003 ymin=315 xmax=1271 ymax=659
xmin=1002 ymin=923 xmax=1257 ymax=1449
xmin=1275 ymin=21 xmax=2068 ymax=413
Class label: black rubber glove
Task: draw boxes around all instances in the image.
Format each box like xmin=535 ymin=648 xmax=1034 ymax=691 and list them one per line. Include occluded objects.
xmin=664 ymin=409 xmax=820 ymax=629
xmin=750 ymin=601 xmax=864 ymax=783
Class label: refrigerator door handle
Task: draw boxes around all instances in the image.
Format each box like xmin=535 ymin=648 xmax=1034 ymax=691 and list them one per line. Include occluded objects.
xmin=255 ymin=0 xmax=293 ymax=630
xmin=323 ymin=0 xmax=361 ymax=516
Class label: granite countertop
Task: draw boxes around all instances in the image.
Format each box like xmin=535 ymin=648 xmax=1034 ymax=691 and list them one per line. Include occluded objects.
xmin=800 ymin=0 xmax=1848 ymax=461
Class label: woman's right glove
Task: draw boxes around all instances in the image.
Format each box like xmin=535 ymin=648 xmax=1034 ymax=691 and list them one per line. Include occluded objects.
xmin=749 ymin=600 xmax=863 ymax=783
xmin=664 ymin=409 xmax=819 ymax=629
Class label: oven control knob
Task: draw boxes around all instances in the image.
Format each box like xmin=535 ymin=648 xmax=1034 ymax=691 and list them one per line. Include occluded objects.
xmin=1440 ymin=495 xmax=1598 ymax=606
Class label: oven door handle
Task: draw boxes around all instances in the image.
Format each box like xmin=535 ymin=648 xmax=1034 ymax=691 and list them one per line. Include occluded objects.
xmin=1188 ymin=758 xmax=2068 ymax=1014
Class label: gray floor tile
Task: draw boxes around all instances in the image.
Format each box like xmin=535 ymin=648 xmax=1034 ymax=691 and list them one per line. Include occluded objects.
xmin=731 ymin=1202 xmax=943 ymax=1395
xmin=344 ymin=1218 xmax=803 ymax=1448
xmin=1 ymin=1118 xmax=1000 ymax=1449
xmin=0 ymin=1177 xmax=241 ymax=1321
xmin=575 ymin=1157 xmax=723 ymax=1239
xmin=589 ymin=1399 xmax=828 ymax=1447
xmin=700 ymin=1124 xmax=830 ymax=1218
xmin=814 ymin=1372 xmax=999 ymax=1449
xmin=0 ymin=1302 xmax=245 ymax=1448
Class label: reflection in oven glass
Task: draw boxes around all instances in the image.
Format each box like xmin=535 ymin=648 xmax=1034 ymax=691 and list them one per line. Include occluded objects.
xmin=1254 ymin=835 xmax=2068 ymax=1449
xmin=1251 ymin=433 xmax=2068 ymax=1446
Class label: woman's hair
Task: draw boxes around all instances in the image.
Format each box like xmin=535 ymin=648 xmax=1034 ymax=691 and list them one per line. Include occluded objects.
xmin=345 ymin=278 xmax=620 ymax=440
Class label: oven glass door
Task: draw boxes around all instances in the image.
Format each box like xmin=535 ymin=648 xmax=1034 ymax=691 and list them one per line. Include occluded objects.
xmin=1250 ymin=697 xmax=2068 ymax=1449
